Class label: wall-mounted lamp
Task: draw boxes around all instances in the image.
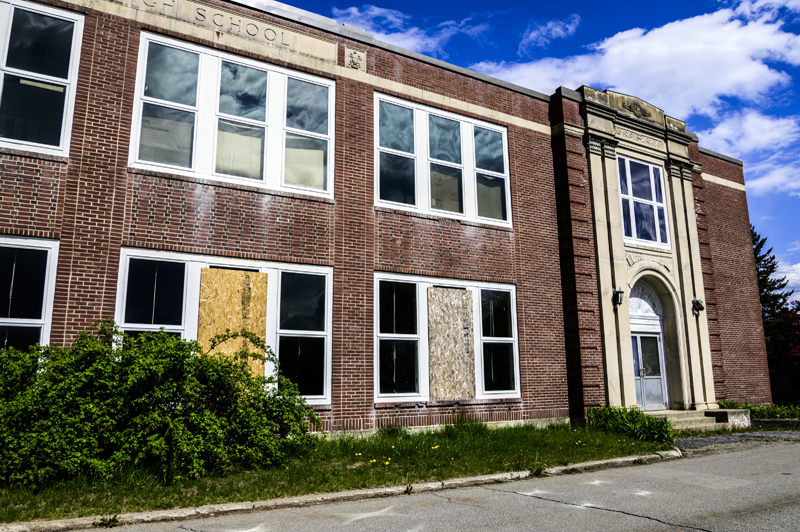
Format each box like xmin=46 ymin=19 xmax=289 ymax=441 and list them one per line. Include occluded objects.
xmin=692 ymin=299 xmax=705 ymax=316
xmin=612 ymin=289 xmax=625 ymax=308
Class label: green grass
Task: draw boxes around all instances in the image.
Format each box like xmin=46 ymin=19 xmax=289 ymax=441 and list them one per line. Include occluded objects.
xmin=0 ymin=421 xmax=671 ymax=523
xmin=718 ymin=399 xmax=800 ymax=419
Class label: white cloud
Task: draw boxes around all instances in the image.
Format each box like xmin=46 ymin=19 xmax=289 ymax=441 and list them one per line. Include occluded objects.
xmin=747 ymin=162 xmax=800 ymax=196
xmin=697 ymin=110 xmax=800 ymax=157
xmin=332 ymin=5 xmax=488 ymax=58
xmin=777 ymin=260 xmax=800 ymax=300
xmin=787 ymin=240 xmax=800 ymax=252
xmin=518 ymin=15 xmax=580 ymax=55
xmin=471 ymin=4 xmax=800 ymax=119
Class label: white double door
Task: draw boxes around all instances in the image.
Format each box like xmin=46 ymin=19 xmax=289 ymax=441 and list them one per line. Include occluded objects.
xmin=632 ymin=334 xmax=668 ymax=411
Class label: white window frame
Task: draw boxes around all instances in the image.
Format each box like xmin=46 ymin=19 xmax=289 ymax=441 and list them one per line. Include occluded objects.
xmin=129 ymin=33 xmax=335 ymax=199
xmin=0 ymin=235 xmax=59 ymax=346
xmin=618 ymin=155 xmax=670 ymax=249
xmin=114 ymin=248 xmax=333 ymax=405
xmin=374 ymin=93 xmax=512 ymax=228
xmin=374 ymin=272 xmax=520 ymax=402
xmin=0 ymin=0 xmax=83 ymax=157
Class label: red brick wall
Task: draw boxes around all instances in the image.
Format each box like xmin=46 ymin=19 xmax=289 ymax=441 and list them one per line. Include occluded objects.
xmin=0 ymin=0 xmax=571 ymax=429
xmin=549 ymin=94 xmax=605 ymax=417
xmin=690 ymin=143 xmax=772 ymax=404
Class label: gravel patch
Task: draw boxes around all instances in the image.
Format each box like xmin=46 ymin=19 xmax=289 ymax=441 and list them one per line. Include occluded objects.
xmin=677 ymin=430 xmax=800 ymax=456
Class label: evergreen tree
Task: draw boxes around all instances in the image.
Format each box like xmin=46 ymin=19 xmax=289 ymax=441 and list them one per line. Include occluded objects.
xmin=752 ymin=224 xmax=794 ymax=349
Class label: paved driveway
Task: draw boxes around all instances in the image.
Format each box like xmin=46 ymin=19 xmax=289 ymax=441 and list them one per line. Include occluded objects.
xmin=124 ymin=438 xmax=800 ymax=532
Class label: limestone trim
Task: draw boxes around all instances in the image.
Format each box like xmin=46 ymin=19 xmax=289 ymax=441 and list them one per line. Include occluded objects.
xmin=56 ymin=0 xmax=552 ymax=136
xmin=701 ymin=172 xmax=746 ymax=192
xmin=615 ymin=125 xmax=666 ymax=151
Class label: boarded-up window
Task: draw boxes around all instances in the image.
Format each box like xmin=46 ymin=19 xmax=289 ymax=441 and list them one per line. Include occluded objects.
xmin=427 ymin=287 xmax=475 ymax=400
xmin=197 ymin=268 xmax=268 ymax=377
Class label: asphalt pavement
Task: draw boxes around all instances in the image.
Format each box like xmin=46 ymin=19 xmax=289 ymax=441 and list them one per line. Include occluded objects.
xmin=117 ymin=434 xmax=800 ymax=532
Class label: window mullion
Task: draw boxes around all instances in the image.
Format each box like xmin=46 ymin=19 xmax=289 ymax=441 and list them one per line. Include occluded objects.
xmin=194 ymin=54 xmax=217 ymax=176
xmin=265 ymin=72 xmax=285 ymax=188
xmin=416 ymin=108 xmax=428 ymax=212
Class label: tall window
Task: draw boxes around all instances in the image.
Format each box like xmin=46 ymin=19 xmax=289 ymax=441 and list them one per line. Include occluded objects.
xmin=115 ymin=250 xmax=333 ymax=404
xmin=132 ymin=34 xmax=334 ymax=196
xmin=278 ymin=272 xmax=328 ymax=398
xmin=480 ymin=290 xmax=516 ymax=392
xmin=0 ymin=0 xmax=83 ymax=155
xmin=377 ymin=280 xmax=419 ymax=395
xmin=375 ymin=95 xmax=511 ymax=225
xmin=618 ymin=156 xmax=669 ymax=246
xmin=0 ymin=238 xmax=58 ymax=350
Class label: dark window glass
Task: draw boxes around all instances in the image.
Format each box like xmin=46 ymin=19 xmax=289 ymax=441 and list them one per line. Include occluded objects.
xmin=0 ymin=74 xmax=66 ymax=146
xmin=658 ymin=207 xmax=668 ymax=243
xmin=483 ymin=343 xmax=514 ymax=391
xmin=379 ymin=281 xmax=416 ymax=335
xmin=144 ymin=43 xmax=199 ymax=106
xmin=279 ymin=336 xmax=325 ymax=396
xmin=218 ymin=61 xmax=267 ymax=121
xmin=124 ymin=259 xmax=185 ymax=326
xmin=379 ymin=339 xmax=418 ymax=394
xmin=428 ymin=115 xmax=460 ymax=163
xmin=286 ymin=78 xmax=328 ymax=135
xmin=476 ymin=173 xmax=507 ymax=221
xmin=634 ymin=202 xmax=657 ymax=241
xmin=653 ymin=167 xmax=663 ymax=203
xmin=622 ymin=199 xmax=632 ymax=238
xmin=618 ymin=159 xmax=628 ymax=195
xmin=474 ymin=127 xmax=504 ymax=173
xmin=7 ymin=9 xmax=74 ymax=79
xmin=379 ymin=101 xmax=414 ymax=153
xmin=640 ymin=336 xmax=661 ymax=377
xmin=0 ymin=325 xmax=41 ymax=351
xmin=280 ymin=273 xmax=325 ymax=331
xmin=630 ymin=161 xmax=652 ymax=201
xmin=0 ymin=246 xmax=47 ymax=319
xmin=430 ymin=163 xmax=463 ymax=214
xmin=379 ymin=152 xmax=415 ymax=205
xmin=481 ymin=290 xmax=512 ymax=338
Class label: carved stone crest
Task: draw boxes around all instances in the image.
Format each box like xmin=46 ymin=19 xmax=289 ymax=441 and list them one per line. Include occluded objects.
xmin=622 ymin=101 xmax=652 ymax=119
xmin=345 ymin=46 xmax=366 ymax=72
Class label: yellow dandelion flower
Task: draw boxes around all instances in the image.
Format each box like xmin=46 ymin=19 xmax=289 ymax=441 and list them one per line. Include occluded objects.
xmin=385 ymin=461 xmax=390 ymax=465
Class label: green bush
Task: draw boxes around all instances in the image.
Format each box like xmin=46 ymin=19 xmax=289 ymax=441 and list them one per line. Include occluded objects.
xmin=0 ymin=321 xmax=320 ymax=488
xmin=717 ymin=399 xmax=800 ymax=419
xmin=586 ymin=405 xmax=677 ymax=443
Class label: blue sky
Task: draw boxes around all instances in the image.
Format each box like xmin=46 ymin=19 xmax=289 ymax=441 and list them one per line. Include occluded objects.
xmin=293 ymin=0 xmax=800 ymax=296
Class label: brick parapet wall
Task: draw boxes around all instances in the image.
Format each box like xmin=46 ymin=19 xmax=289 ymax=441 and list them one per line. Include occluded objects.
xmin=690 ymin=142 xmax=771 ymax=404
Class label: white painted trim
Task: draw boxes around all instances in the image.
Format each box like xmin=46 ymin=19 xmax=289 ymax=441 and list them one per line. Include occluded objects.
xmin=129 ymin=32 xmax=335 ymax=200
xmin=114 ymin=247 xmax=334 ymax=405
xmin=701 ymin=172 xmax=746 ymax=192
xmin=373 ymin=271 xmax=520 ymax=402
xmin=0 ymin=0 xmax=84 ymax=157
xmin=374 ymin=92 xmax=513 ymax=229
xmin=0 ymin=235 xmax=59 ymax=346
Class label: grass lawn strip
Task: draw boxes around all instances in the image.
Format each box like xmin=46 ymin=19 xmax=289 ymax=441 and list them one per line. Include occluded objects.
xmin=0 ymin=422 xmax=672 ymax=524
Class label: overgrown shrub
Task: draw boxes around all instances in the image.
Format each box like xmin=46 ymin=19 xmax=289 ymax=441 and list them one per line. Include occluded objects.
xmin=586 ymin=405 xmax=677 ymax=443
xmin=0 ymin=321 xmax=320 ymax=488
xmin=718 ymin=399 xmax=800 ymax=419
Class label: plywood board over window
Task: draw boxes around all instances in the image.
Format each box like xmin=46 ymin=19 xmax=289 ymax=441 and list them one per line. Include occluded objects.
xmin=427 ymin=287 xmax=475 ymax=400
xmin=197 ymin=268 xmax=268 ymax=377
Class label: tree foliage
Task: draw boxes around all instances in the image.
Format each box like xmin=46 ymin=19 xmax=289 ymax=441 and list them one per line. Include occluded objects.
xmin=752 ymin=225 xmax=800 ymax=402
xmin=0 ymin=322 xmax=320 ymax=488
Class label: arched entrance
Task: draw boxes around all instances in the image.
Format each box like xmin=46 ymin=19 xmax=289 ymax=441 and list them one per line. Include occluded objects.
xmin=629 ymin=280 xmax=668 ymax=411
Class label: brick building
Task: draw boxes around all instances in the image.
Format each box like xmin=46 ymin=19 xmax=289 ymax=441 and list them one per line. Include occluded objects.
xmin=0 ymin=0 xmax=771 ymax=431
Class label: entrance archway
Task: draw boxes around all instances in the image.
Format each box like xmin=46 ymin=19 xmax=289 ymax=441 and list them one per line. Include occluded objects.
xmin=628 ymin=280 xmax=668 ymax=411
